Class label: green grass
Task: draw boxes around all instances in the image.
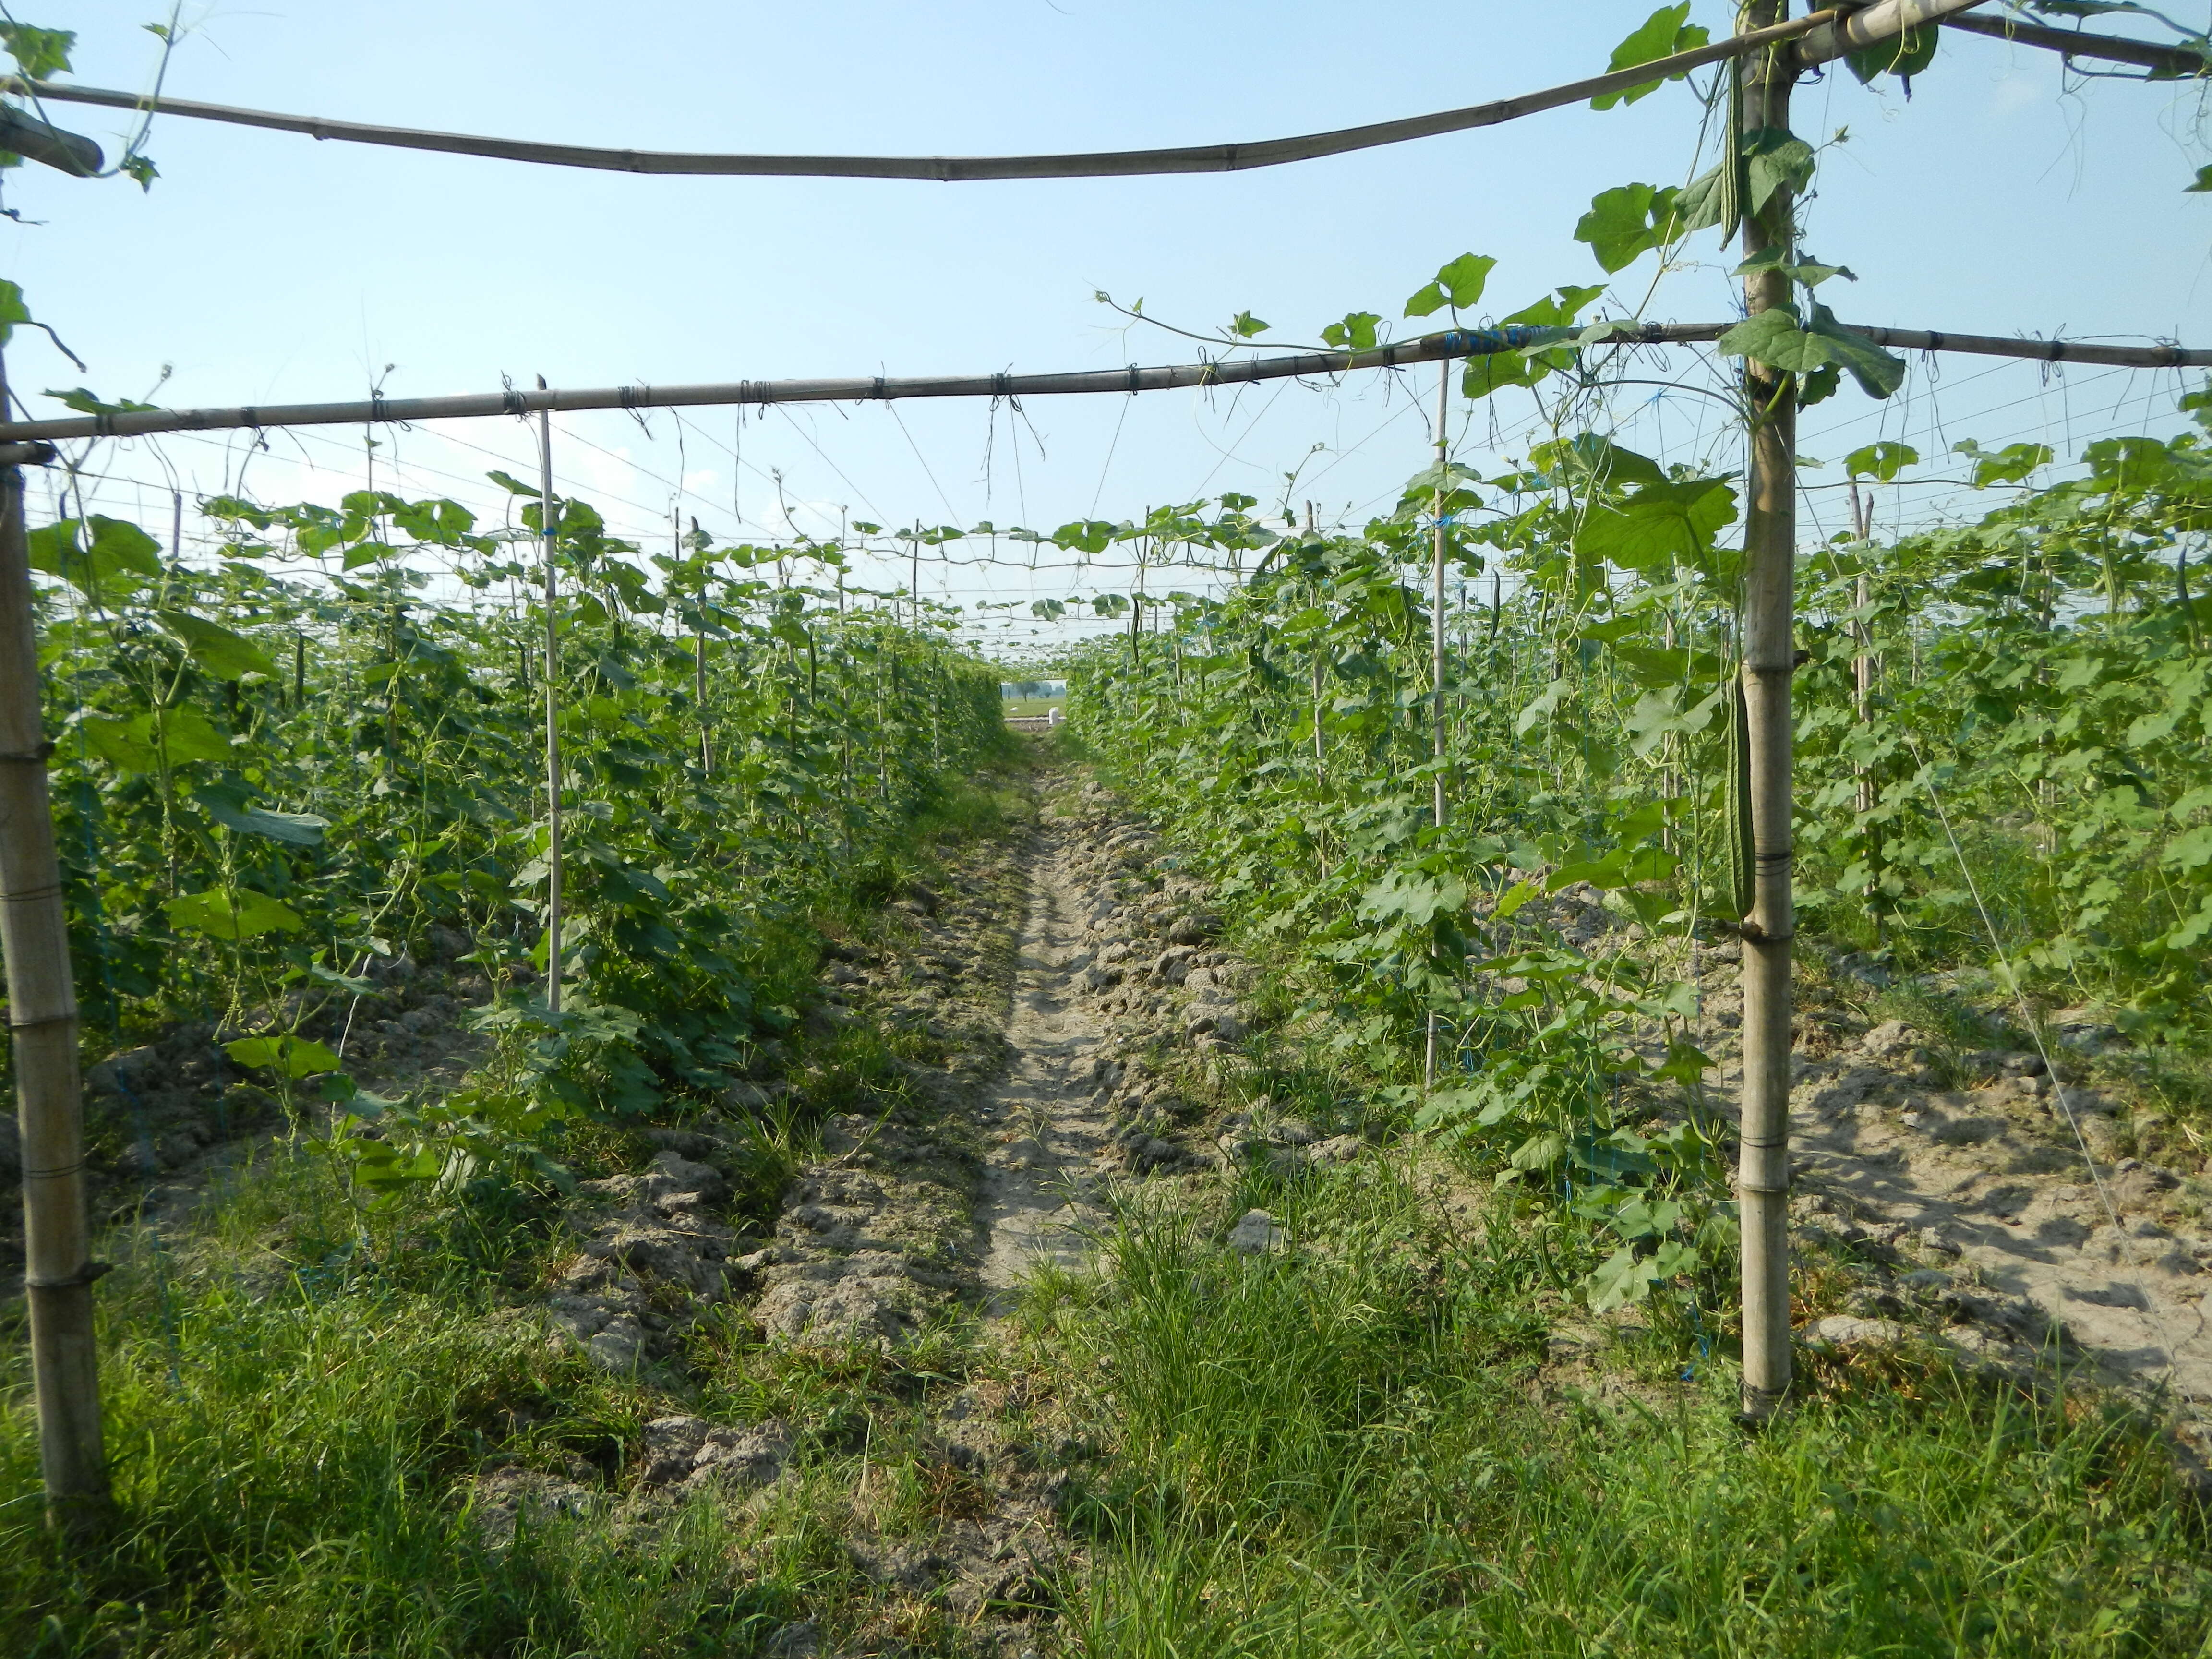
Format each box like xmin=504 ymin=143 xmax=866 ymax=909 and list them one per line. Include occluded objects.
xmin=1 ymin=1154 xmax=737 ymax=1657
xmin=1020 ymin=1159 xmax=2212 ymax=1659
xmin=1002 ymin=697 xmax=1067 ymax=719
xmin=12 ymin=743 xmax=2212 ymax=1656
xmin=0 ymin=755 xmax=1041 ymax=1658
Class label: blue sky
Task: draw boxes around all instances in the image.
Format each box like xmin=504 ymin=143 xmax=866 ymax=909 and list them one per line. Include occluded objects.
xmin=7 ymin=2 xmax=2208 ymax=652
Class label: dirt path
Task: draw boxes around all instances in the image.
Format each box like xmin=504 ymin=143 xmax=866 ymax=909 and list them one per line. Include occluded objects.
xmin=975 ymin=817 xmax=1112 ymax=1308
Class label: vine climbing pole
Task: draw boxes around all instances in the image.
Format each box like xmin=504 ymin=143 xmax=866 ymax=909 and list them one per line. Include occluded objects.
xmin=1426 ymin=360 xmax=1450 ymax=1091
xmin=0 ymin=349 xmax=108 ymax=1530
xmin=1737 ymin=0 xmax=1800 ymax=1422
xmin=538 ymin=384 xmax=563 ymax=1016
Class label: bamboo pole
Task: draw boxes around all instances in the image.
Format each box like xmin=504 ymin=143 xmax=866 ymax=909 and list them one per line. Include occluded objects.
xmin=0 ymin=346 xmax=108 ymax=1532
xmin=1792 ymin=0 xmax=1991 ymax=67
xmin=4 ymin=321 xmax=2200 ymax=447
xmin=1940 ymin=10 xmax=2210 ymax=75
xmin=537 ymin=386 xmax=562 ymax=1017
xmin=0 ymin=11 xmax=1855 ymax=183
xmin=1737 ymin=0 xmax=1799 ymax=1425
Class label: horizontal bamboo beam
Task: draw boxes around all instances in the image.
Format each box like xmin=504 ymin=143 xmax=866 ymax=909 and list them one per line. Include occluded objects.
xmin=1942 ymin=12 xmax=2211 ymax=76
xmin=1794 ymin=0 xmax=1992 ymax=69
xmin=1840 ymin=324 xmax=2211 ymax=367
xmin=6 ymin=12 xmax=1849 ymax=182
xmin=1 ymin=321 xmax=2203 ymax=445
xmin=0 ymin=103 xmax=102 ymax=175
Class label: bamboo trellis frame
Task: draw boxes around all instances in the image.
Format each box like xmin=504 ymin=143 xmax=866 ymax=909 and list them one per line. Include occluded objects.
xmin=0 ymin=6 xmax=1912 ymax=182
xmin=10 ymin=1 xmax=2195 ymax=185
xmin=1 ymin=321 xmax=2204 ymax=445
xmin=3 ymin=0 xmax=2205 ymax=1531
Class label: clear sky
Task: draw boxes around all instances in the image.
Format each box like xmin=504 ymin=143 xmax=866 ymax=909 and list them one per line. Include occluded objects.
xmin=7 ymin=2 xmax=2209 ymax=654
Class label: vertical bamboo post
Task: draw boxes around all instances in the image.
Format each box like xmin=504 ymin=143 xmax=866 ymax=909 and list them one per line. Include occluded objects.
xmin=1426 ymin=360 xmax=1450 ymax=1091
xmin=0 ymin=352 xmax=108 ymax=1531
xmin=1736 ymin=0 xmax=1798 ymax=1423
xmin=537 ymin=383 xmax=562 ymax=1017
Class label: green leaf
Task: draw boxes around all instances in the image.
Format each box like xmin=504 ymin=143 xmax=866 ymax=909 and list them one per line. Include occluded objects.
xmin=79 ymin=706 xmax=233 ymax=772
xmin=42 ymin=386 xmax=158 ymax=416
xmin=225 ymin=1034 xmax=346 ymax=1079
xmin=1742 ymin=128 xmax=1815 ymax=212
xmin=1717 ymin=304 xmax=1905 ymax=399
xmin=157 ymin=610 xmax=277 ymax=681
xmin=2085 ymin=435 xmax=2177 ymax=493
xmin=75 ymin=714 xmax=159 ymax=772
xmin=1585 ymin=1244 xmax=1660 ymax=1312
xmin=1406 ymin=253 xmax=1496 ymax=317
xmin=0 ymin=24 xmax=75 ymax=80
xmin=2189 ymin=164 xmax=2212 ymax=194
xmin=1796 ymin=363 xmax=1842 ymax=409
xmin=1053 ymin=519 xmax=1118 ymax=555
xmin=27 ymin=515 xmax=163 ymax=591
xmin=1575 ymin=479 xmax=1739 ymax=572
xmin=1321 ymin=311 xmax=1382 ymax=351
xmin=2159 ymin=827 xmax=2212 ymax=876
xmin=193 ymin=781 xmax=329 ymax=846
xmin=1435 ymin=253 xmax=1496 ymax=309
xmin=1844 ymin=441 xmax=1918 ymax=482
xmin=1848 ymin=22 xmax=1938 ymax=83
xmin=1454 ymin=288 xmax=1596 ymax=403
xmin=0 ymin=278 xmax=26 ymax=348
xmin=1733 ymin=248 xmax=1855 ymax=288
xmin=485 ymin=468 xmax=545 ymax=500
xmin=120 ymin=153 xmax=158 ymax=191
xmin=1493 ymin=878 xmax=1541 ymax=921
xmin=1515 ymin=676 xmax=1572 ymax=735
xmin=1575 ymin=183 xmax=1683 ymax=274
xmin=1462 ymin=349 xmax=1551 ymax=402
xmin=1230 ymin=310 xmax=1270 ymax=339
xmin=1357 ymin=869 xmax=1468 ymax=927
xmin=1530 ymin=433 xmax=1666 ymax=490
xmin=167 ymin=886 xmax=306 ymax=940
xmin=1949 ymin=439 xmax=2050 ymax=488
xmin=1591 ymin=4 xmax=1711 ymax=110
xmin=1615 ymin=647 xmax=1725 ymax=690
xmin=1509 ymin=1131 xmax=1566 ymax=1173
xmin=1502 ymin=286 xmax=1604 ymax=330
xmin=388 ymin=496 xmax=478 ymax=544
xmin=1676 ymin=160 xmax=1737 ymax=240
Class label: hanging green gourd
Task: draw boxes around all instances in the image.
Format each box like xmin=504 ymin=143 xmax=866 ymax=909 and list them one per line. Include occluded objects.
xmin=1724 ymin=667 xmax=1756 ymax=921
